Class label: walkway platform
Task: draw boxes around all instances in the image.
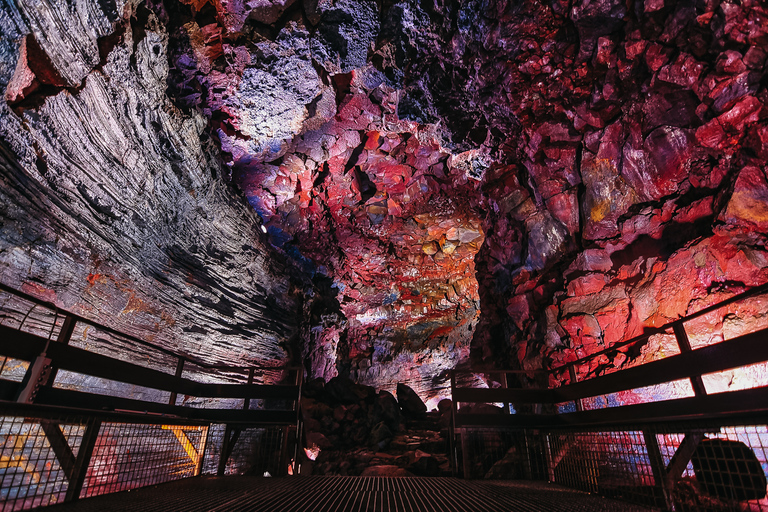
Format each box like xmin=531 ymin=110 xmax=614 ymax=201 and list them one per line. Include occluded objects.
xmin=43 ymin=476 xmax=655 ymax=511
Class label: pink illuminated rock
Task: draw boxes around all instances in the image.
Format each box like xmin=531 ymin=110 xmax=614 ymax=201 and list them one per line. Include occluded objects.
xmin=721 ymin=166 xmax=768 ymax=232
xmin=567 ymin=274 xmax=609 ymax=297
xmin=696 ymin=96 xmax=763 ymax=153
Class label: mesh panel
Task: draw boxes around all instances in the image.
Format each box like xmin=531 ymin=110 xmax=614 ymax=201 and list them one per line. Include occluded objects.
xmin=0 ymin=416 xmax=83 ymax=511
xmin=0 ymin=413 xmax=215 ymax=511
xmin=81 ymin=422 xmax=205 ymax=498
xmin=459 ymin=423 xmax=768 ymax=511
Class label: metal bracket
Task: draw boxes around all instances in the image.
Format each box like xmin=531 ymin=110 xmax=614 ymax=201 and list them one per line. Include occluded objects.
xmin=16 ymin=355 xmax=52 ymax=403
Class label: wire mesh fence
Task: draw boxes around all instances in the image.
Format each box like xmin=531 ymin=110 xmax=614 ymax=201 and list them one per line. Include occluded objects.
xmin=0 ymin=411 xmax=296 ymax=512
xmin=0 ymin=415 xmax=80 ymax=511
xmin=459 ymin=422 xmax=768 ymax=512
xmin=80 ymin=422 xmax=204 ymax=498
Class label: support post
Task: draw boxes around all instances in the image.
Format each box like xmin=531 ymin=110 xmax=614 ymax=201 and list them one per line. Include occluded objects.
xmin=279 ymin=426 xmax=291 ymax=476
xmin=523 ymin=429 xmax=534 ymax=480
xmin=544 ymin=433 xmax=555 ymax=482
xmin=64 ymin=418 xmax=101 ymax=502
xmin=568 ymin=365 xmax=583 ymax=412
xmin=40 ymin=422 xmax=76 ymax=480
xmin=168 ymin=357 xmax=185 ymax=406
xmin=195 ymin=426 xmax=210 ymax=476
xmin=217 ymin=425 xmax=239 ymax=476
xmin=460 ymin=428 xmax=472 ymax=479
xmin=672 ymin=322 xmax=707 ymax=397
xmin=449 ymin=370 xmax=458 ymax=476
xmin=666 ymin=432 xmax=705 ymax=480
xmin=643 ymin=430 xmax=675 ymax=511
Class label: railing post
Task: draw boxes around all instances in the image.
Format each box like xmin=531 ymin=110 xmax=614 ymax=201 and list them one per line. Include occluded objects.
xmin=64 ymin=418 xmax=101 ymax=502
xmin=168 ymin=357 xmax=185 ymax=406
xmin=643 ymin=430 xmax=675 ymax=510
xmin=567 ymin=365 xmax=583 ymax=412
xmin=16 ymin=353 xmax=53 ymax=403
xmin=56 ymin=314 xmax=77 ymax=344
xmin=243 ymin=367 xmax=255 ymax=410
xmin=16 ymin=314 xmax=77 ymax=403
xmin=45 ymin=314 xmax=77 ymax=386
xmin=449 ymin=370 xmax=458 ymax=477
xmin=672 ymin=322 xmax=707 ymax=397
xmin=293 ymin=368 xmax=303 ymax=476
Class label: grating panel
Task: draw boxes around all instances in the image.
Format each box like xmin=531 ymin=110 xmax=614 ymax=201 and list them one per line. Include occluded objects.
xmin=43 ymin=476 xmax=655 ymax=512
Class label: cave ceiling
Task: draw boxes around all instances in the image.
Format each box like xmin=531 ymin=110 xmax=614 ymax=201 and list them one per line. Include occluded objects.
xmin=1 ymin=0 xmax=768 ymax=404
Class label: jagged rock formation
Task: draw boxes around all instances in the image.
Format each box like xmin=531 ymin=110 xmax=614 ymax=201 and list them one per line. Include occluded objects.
xmin=1 ymin=0 xmax=767 ymax=402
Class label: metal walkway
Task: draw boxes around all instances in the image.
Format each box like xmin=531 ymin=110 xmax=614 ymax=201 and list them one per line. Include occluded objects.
xmin=43 ymin=476 xmax=655 ymax=511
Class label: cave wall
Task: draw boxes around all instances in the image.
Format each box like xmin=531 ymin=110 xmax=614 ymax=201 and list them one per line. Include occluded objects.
xmin=2 ymin=0 xmax=768 ymax=402
xmin=0 ymin=0 xmax=301 ymax=367
xmin=427 ymin=0 xmax=768 ymax=391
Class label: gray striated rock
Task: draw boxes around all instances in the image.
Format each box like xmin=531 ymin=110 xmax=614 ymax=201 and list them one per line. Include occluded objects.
xmin=0 ymin=0 xmax=299 ymax=366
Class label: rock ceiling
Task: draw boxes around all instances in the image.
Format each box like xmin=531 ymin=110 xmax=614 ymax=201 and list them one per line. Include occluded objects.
xmin=1 ymin=0 xmax=768 ymax=404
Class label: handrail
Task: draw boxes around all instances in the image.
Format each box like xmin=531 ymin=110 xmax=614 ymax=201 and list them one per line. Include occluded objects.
xmin=0 ymin=281 xmax=286 ymax=373
xmin=452 ymin=326 xmax=768 ymax=407
xmin=451 ymin=281 xmax=768 ymax=381
xmin=448 ymin=280 xmax=768 ymax=477
xmin=0 ymin=327 xmax=301 ymax=417
xmin=553 ymin=281 xmax=768 ymax=376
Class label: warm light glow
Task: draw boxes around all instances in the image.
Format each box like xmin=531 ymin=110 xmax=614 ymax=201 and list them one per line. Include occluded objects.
xmin=304 ymin=444 xmax=320 ymax=461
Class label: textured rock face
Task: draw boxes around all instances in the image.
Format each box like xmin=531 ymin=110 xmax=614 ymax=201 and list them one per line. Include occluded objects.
xmin=0 ymin=0 xmax=300 ymax=366
xmin=2 ymin=0 xmax=768 ymax=403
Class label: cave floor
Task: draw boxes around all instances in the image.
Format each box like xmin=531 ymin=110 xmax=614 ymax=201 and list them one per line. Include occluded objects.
xmin=43 ymin=475 xmax=656 ymax=511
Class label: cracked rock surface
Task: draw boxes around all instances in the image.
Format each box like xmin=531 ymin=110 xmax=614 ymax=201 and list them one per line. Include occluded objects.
xmin=1 ymin=0 xmax=768 ymax=403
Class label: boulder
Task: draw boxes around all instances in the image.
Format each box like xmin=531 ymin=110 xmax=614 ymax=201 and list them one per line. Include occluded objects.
xmin=437 ymin=399 xmax=453 ymax=414
xmin=485 ymin=447 xmax=526 ymax=479
xmin=376 ymin=390 xmax=402 ymax=430
xmin=325 ymin=376 xmax=362 ymax=404
xmin=720 ymin=166 xmax=768 ymax=232
xmin=396 ymin=383 xmax=427 ymax=416
xmin=369 ymin=421 xmax=393 ymax=448
xmin=406 ymin=452 xmax=441 ymax=476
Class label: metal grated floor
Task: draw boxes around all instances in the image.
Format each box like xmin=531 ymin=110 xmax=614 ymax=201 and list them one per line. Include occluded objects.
xmin=41 ymin=476 xmax=656 ymax=511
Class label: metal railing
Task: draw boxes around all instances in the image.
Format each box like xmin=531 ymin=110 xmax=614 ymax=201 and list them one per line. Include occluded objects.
xmin=0 ymin=284 xmax=303 ymax=511
xmin=450 ymin=283 xmax=768 ymax=511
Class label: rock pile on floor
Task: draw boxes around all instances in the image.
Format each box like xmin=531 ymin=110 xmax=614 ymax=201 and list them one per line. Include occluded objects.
xmin=300 ymin=377 xmax=451 ymax=476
